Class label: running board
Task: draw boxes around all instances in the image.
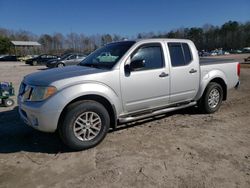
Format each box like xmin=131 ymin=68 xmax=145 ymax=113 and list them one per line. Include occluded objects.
xmin=118 ymin=101 xmax=197 ymax=124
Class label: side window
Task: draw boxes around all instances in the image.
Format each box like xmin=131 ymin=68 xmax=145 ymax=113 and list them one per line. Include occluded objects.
xmin=168 ymin=43 xmax=185 ymax=67
xmin=131 ymin=44 xmax=164 ymax=71
xmin=168 ymin=42 xmax=193 ymax=67
xmin=78 ymin=55 xmax=85 ymax=58
xmin=182 ymin=43 xmax=192 ymax=64
xmin=47 ymin=55 xmax=56 ymax=58
xmin=68 ymin=55 xmax=76 ymax=60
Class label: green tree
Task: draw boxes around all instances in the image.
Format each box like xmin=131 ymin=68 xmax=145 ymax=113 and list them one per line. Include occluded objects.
xmin=0 ymin=36 xmax=11 ymax=54
xmin=187 ymin=27 xmax=203 ymax=50
xmin=220 ymin=21 xmax=240 ymax=50
xmin=39 ymin=34 xmax=53 ymax=53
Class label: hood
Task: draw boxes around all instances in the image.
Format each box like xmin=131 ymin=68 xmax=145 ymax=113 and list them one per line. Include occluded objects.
xmin=24 ymin=65 xmax=105 ymax=86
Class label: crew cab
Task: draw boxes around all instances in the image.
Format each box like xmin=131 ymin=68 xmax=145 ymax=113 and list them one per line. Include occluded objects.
xmin=18 ymin=39 xmax=240 ymax=150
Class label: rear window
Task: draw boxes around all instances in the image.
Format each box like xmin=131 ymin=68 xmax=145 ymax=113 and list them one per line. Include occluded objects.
xmin=168 ymin=43 xmax=185 ymax=66
xmin=168 ymin=42 xmax=193 ymax=67
xmin=182 ymin=43 xmax=192 ymax=63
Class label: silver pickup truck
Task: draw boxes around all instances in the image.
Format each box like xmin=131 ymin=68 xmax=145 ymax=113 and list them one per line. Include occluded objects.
xmin=18 ymin=39 xmax=240 ymax=150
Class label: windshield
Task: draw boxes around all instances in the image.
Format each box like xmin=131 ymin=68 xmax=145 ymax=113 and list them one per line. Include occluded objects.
xmin=79 ymin=41 xmax=135 ymax=69
xmin=60 ymin=54 xmax=72 ymax=60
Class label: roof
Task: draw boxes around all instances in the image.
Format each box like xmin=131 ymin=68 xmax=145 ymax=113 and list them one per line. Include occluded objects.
xmin=11 ymin=41 xmax=41 ymax=46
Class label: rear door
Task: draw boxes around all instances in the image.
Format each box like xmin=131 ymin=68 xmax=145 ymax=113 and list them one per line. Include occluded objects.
xmin=120 ymin=43 xmax=170 ymax=113
xmin=167 ymin=42 xmax=199 ymax=103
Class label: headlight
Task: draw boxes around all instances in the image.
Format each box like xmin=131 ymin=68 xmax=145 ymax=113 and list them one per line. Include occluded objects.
xmin=30 ymin=86 xmax=57 ymax=101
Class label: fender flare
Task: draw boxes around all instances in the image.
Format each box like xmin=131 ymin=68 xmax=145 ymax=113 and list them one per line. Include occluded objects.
xmin=195 ymin=70 xmax=227 ymax=101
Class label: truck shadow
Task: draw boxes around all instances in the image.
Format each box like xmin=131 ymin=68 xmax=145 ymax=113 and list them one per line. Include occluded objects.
xmin=0 ymin=106 xmax=199 ymax=154
xmin=0 ymin=107 xmax=69 ymax=154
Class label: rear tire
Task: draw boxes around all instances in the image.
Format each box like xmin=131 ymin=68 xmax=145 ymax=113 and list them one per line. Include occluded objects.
xmin=3 ymin=98 xmax=14 ymax=107
xmin=199 ymin=82 xmax=223 ymax=114
xmin=59 ymin=100 xmax=110 ymax=150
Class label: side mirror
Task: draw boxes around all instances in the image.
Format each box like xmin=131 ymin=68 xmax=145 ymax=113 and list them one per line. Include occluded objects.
xmin=130 ymin=59 xmax=145 ymax=71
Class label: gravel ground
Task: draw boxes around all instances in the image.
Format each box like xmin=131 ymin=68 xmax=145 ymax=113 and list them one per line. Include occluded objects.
xmin=0 ymin=54 xmax=250 ymax=188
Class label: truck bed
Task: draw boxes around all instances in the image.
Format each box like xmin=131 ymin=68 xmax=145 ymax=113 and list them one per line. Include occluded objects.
xmin=199 ymin=57 xmax=239 ymax=92
xmin=200 ymin=58 xmax=236 ymax=65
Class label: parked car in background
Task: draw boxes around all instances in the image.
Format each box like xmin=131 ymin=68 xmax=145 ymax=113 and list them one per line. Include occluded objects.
xmin=199 ymin=50 xmax=210 ymax=57
xmin=210 ymin=51 xmax=218 ymax=56
xmin=96 ymin=52 xmax=118 ymax=63
xmin=46 ymin=53 xmax=86 ymax=68
xmin=25 ymin=54 xmax=59 ymax=66
xmin=0 ymin=55 xmax=18 ymax=61
xmin=229 ymin=49 xmax=242 ymax=54
xmin=210 ymin=49 xmax=230 ymax=56
xmin=46 ymin=53 xmax=72 ymax=68
xmin=18 ymin=55 xmax=38 ymax=62
xmin=243 ymin=47 xmax=250 ymax=53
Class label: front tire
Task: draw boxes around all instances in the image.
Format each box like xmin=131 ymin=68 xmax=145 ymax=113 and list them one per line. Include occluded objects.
xmin=57 ymin=63 xmax=64 ymax=68
xmin=59 ymin=100 xmax=110 ymax=150
xmin=199 ymin=82 xmax=223 ymax=114
xmin=32 ymin=61 xmax=37 ymax=66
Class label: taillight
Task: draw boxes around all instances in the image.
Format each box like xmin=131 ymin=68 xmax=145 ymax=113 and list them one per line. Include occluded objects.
xmin=237 ymin=63 xmax=240 ymax=77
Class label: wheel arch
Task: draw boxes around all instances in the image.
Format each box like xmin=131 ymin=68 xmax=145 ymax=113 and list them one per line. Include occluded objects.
xmin=58 ymin=94 xmax=117 ymax=130
xmin=57 ymin=62 xmax=65 ymax=67
xmin=196 ymin=70 xmax=228 ymax=101
xmin=209 ymin=77 xmax=227 ymax=100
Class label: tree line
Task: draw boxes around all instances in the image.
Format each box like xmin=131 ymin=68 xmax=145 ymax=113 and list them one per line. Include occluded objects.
xmin=0 ymin=20 xmax=250 ymax=55
xmin=138 ymin=20 xmax=250 ymax=51
xmin=0 ymin=29 xmax=123 ymax=55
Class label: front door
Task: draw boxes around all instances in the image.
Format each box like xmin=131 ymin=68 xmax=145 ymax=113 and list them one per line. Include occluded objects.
xmin=120 ymin=43 xmax=170 ymax=113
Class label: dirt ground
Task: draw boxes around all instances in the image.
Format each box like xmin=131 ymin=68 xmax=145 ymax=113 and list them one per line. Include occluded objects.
xmin=0 ymin=54 xmax=250 ymax=188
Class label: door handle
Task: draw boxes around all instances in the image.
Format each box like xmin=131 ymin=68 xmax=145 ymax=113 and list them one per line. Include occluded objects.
xmin=159 ymin=72 xmax=169 ymax=77
xmin=189 ymin=69 xmax=197 ymax=73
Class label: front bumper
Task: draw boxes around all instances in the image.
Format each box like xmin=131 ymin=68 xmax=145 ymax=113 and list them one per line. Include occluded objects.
xmin=18 ymin=95 xmax=62 ymax=133
xmin=46 ymin=63 xmax=56 ymax=68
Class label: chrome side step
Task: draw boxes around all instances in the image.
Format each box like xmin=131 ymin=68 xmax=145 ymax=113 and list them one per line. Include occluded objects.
xmin=118 ymin=101 xmax=197 ymax=124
